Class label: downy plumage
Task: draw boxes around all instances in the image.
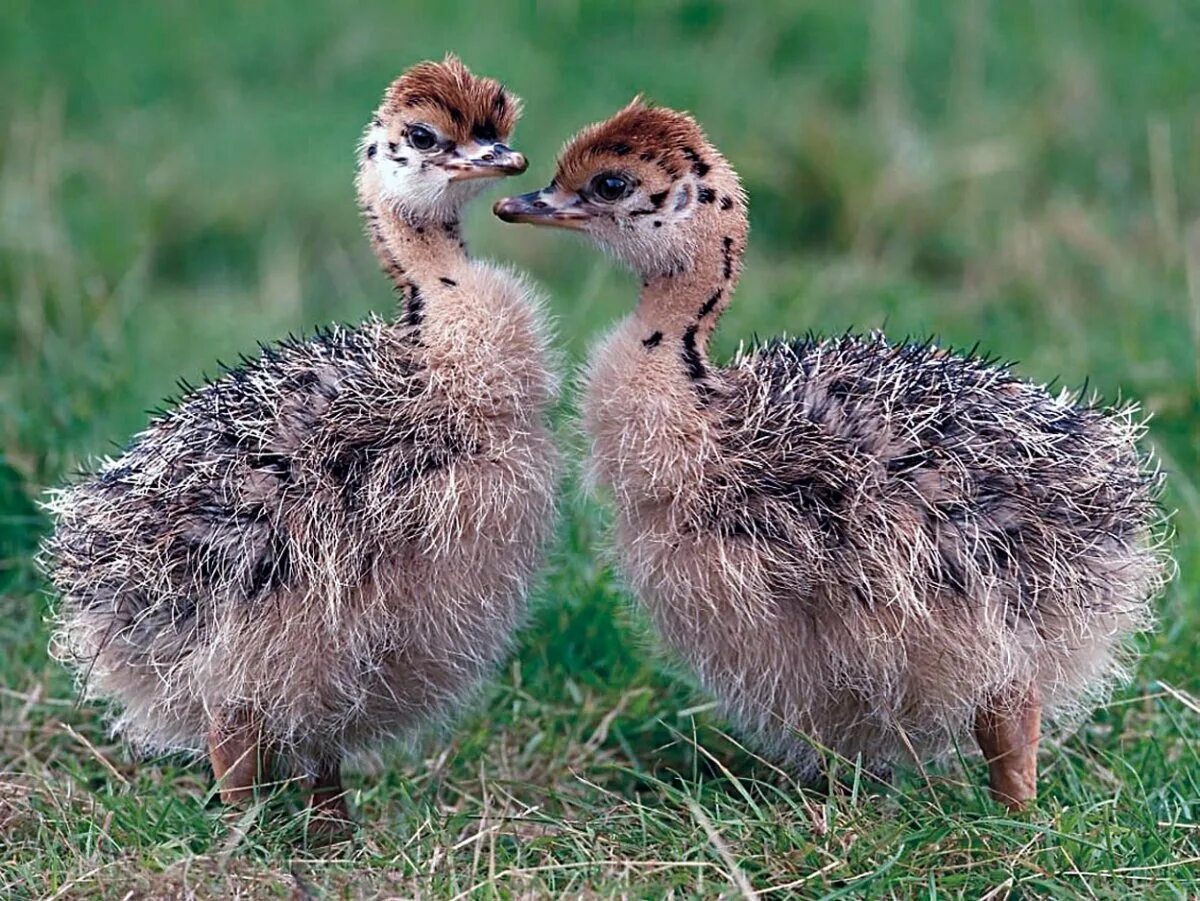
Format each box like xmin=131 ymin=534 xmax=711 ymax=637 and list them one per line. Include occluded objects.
xmin=495 ymin=100 xmax=1168 ymax=808
xmin=43 ymin=56 xmax=559 ymax=826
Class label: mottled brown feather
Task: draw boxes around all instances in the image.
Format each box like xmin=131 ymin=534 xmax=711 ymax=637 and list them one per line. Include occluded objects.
xmin=381 ymin=54 xmax=521 ymax=144
xmin=41 ymin=61 xmax=559 ymax=788
xmin=569 ymin=101 xmax=1169 ymax=791
xmin=554 ymin=98 xmax=719 ymax=191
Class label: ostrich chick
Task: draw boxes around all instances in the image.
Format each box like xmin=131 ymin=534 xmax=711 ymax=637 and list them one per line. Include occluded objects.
xmin=495 ymin=101 xmax=1167 ymax=809
xmin=43 ymin=57 xmax=559 ymax=826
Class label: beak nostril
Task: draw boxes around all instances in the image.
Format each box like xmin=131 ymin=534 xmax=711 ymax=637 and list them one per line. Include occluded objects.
xmin=494 ymin=189 xmax=584 ymax=228
xmin=480 ymin=152 xmax=495 ymax=162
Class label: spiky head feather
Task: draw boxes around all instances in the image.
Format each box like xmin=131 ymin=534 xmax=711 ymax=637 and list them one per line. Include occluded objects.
xmin=379 ymin=54 xmax=521 ymax=146
xmin=553 ymin=98 xmax=724 ymax=192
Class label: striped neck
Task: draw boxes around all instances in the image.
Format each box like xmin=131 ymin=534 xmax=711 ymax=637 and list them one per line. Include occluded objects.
xmin=355 ymin=127 xmax=469 ymax=330
xmin=635 ymin=199 xmax=747 ymax=396
xmin=359 ymin=191 xmax=466 ymax=329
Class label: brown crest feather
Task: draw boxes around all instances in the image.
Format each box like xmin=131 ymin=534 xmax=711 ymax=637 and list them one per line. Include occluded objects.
xmin=381 ymin=54 xmax=521 ymax=144
xmin=554 ymin=98 xmax=719 ymax=191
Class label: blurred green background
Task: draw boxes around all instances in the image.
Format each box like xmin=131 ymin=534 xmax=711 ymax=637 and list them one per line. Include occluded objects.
xmin=1 ymin=1 xmax=1197 ymax=896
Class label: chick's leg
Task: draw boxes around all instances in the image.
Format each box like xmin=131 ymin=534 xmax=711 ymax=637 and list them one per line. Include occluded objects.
xmin=306 ymin=759 xmax=353 ymax=838
xmin=207 ymin=707 xmax=269 ymax=804
xmin=974 ymin=682 xmax=1041 ymax=810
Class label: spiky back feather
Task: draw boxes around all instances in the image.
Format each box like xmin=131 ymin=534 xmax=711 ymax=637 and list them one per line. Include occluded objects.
xmin=588 ymin=329 xmax=1168 ymax=774
xmin=43 ymin=308 xmax=559 ymax=770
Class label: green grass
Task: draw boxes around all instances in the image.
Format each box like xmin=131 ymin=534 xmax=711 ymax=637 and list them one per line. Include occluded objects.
xmin=2 ymin=0 xmax=1198 ymax=896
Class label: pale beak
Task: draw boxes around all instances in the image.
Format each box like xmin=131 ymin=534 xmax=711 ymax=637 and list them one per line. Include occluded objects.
xmin=493 ymin=187 xmax=589 ymax=230
xmin=444 ymin=142 xmax=528 ymax=181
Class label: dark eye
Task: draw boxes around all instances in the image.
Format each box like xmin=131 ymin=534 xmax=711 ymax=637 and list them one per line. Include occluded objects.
xmin=409 ymin=125 xmax=437 ymax=151
xmin=593 ymin=173 xmax=630 ymax=202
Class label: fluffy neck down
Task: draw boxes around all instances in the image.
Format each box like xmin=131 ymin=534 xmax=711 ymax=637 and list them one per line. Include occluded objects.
xmin=356 ymin=156 xmax=555 ymax=426
xmin=355 ymin=158 xmax=470 ymax=332
xmin=583 ymin=162 xmax=749 ymax=503
xmin=630 ymin=162 xmax=748 ymax=398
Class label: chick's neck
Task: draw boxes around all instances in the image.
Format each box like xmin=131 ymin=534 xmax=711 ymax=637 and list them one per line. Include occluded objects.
xmin=633 ymin=186 xmax=748 ymax=373
xmin=356 ymin=166 xmax=468 ymax=328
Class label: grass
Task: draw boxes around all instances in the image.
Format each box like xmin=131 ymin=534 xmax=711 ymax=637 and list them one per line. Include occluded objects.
xmin=1 ymin=0 xmax=1198 ymax=896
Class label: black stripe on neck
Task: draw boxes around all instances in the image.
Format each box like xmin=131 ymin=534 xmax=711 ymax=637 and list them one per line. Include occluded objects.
xmin=681 ymin=325 xmax=715 ymax=402
xmin=721 ymin=236 xmax=735 ymax=280
xmin=681 ymin=325 xmax=706 ymax=380
xmin=403 ymin=284 xmax=424 ymax=327
xmin=697 ymin=288 xmax=723 ymax=318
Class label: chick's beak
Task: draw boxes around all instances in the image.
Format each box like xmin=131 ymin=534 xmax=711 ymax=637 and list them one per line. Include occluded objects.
xmin=493 ymin=187 xmax=589 ymax=230
xmin=444 ymin=141 xmax=528 ymax=181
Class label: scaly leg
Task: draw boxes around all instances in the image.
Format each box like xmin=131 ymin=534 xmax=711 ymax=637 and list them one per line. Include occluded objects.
xmin=305 ymin=759 xmax=353 ymax=840
xmin=207 ymin=707 xmax=269 ymax=804
xmin=974 ymin=682 xmax=1041 ymax=810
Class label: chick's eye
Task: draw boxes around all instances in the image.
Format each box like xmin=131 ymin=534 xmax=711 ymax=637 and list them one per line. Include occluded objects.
xmin=593 ymin=173 xmax=629 ymax=202
xmin=408 ymin=125 xmax=437 ymax=151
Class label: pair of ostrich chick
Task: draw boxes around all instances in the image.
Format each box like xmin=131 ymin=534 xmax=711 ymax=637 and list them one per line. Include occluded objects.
xmin=44 ymin=57 xmax=1165 ymax=831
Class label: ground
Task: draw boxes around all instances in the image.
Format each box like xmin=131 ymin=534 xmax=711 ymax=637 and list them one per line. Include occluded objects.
xmin=1 ymin=1 xmax=1197 ymax=897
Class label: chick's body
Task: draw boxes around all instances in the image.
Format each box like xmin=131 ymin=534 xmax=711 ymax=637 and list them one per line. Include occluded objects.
xmin=43 ymin=59 xmax=558 ymax=794
xmin=498 ymin=100 xmax=1168 ymax=805
xmin=586 ymin=324 xmax=1161 ymax=776
xmin=48 ymin=274 xmax=555 ymax=772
